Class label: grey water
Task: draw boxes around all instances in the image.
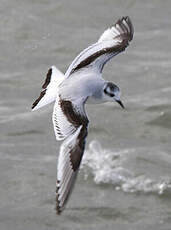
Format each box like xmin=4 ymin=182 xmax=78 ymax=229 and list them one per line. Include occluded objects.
xmin=1 ymin=0 xmax=171 ymax=229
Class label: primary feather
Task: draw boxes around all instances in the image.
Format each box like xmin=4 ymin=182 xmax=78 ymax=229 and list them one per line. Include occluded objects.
xmin=65 ymin=16 xmax=133 ymax=77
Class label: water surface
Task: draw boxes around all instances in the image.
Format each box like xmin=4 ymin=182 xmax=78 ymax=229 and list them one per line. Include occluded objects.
xmin=1 ymin=0 xmax=171 ymax=229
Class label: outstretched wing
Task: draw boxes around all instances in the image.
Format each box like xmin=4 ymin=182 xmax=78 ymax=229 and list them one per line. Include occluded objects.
xmin=52 ymin=97 xmax=89 ymax=214
xmin=65 ymin=16 xmax=134 ymax=77
xmin=32 ymin=66 xmax=64 ymax=111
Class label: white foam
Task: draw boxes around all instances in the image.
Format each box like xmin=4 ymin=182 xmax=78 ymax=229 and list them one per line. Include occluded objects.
xmin=82 ymin=140 xmax=171 ymax=195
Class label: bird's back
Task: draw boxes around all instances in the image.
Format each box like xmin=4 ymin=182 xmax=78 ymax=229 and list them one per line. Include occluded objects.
xmin=58 ymin=70 xmax=105 ymax=103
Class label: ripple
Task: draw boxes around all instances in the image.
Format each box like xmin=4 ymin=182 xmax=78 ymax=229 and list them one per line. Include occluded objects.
xmin=147 ymin=112 xmax=171 ymax=129
xmin=82 ymin=141 xmax=171 ymax=195
xmin=7 ymin=129 xmax=44 ymax=136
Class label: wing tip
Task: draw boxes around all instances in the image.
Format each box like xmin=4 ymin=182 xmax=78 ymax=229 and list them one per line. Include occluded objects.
xmin=124 ymin=16 xmax=134 ymax=41
xmin=31 ymin=65 xmax=63 ymax=111
xmin=31 ymin=106 xmax=37 ymax=112
xmin=31 ymin=90 xmax=46 ymax=111
xmin=115 ymin=16 xmax=134 ymax=42
xmin=56 ymin=201 xmax=62 ymax=215
xmin=51 ymin=65 xmax=57 ymax=71
xmin=56 ymin=195 xmax=62 ymax=215
xmin=55 ymin=180 xmax=64 ymax=215
xmin=31 ymin=67 xmax=53 ymax=111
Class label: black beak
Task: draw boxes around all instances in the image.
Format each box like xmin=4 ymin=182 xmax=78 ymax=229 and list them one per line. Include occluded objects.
xmin=116 ymin=100 xmax=125 ymax=109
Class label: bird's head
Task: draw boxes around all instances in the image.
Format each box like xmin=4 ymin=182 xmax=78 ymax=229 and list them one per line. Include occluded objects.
xmin=103 ymin=82 xmax=124 ymax=109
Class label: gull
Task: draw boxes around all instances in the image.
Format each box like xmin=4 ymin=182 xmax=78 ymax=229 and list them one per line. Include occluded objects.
xmin=32 ymin=16 xmax=134 ymax=214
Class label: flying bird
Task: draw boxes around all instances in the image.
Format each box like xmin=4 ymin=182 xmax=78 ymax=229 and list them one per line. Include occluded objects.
xmin=32 ymin=16 xmax=134 ymax=214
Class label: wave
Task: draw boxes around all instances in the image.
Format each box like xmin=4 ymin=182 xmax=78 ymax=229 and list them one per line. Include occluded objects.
xmin=82 ymin=141 xmax=171 ymax=195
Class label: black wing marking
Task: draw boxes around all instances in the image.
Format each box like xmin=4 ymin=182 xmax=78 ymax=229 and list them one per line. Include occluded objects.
xmin=32 ymin=68 xmax=52 ymax=110
xmin=65 ymin=16 xmax=134 ymax=77
xmin=32 ymin=66 xmax=64 ymax=111
xmin=55 ymin=99 xmax=89 ymax=214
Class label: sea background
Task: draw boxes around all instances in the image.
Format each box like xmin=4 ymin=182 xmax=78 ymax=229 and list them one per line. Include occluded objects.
xmin=1 ymin=0 xmax=171 ymax=229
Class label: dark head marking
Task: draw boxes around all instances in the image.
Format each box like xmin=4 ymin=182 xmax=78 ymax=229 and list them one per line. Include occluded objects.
xmin=104 ymin=82 xmax=119 ymax=97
